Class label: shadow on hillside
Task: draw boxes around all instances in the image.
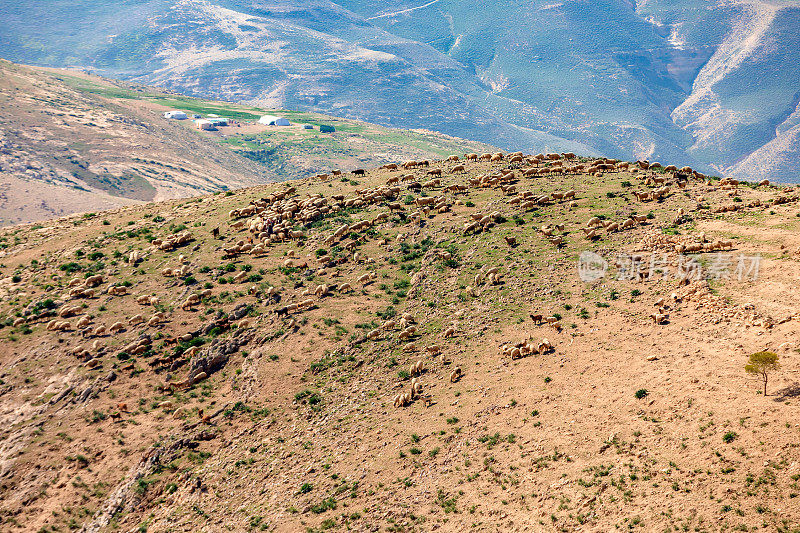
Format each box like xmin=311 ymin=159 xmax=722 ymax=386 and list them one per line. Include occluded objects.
xmin=772 ymin=382 xmax=800 ymax=402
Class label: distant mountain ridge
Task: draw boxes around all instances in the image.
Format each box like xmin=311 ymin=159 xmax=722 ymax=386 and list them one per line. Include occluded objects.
xmin=1 ymin=0 xmax=799 ymax=181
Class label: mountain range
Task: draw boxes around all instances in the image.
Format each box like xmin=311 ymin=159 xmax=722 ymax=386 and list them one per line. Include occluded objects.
xmin=2 ymin=0 xmax=799 ymax=181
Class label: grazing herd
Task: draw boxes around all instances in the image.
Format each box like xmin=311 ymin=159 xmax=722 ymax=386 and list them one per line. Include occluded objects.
xmin=19 ymin=145 xmax=791 ymax=418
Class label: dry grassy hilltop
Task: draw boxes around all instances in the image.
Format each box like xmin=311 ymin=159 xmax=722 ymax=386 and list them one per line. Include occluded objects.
xmin=0 ymin=153 xmax=799 ymax=532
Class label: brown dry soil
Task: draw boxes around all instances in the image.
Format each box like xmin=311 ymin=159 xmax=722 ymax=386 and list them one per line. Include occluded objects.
xmin=0 ymin=156 xmax=798 ymax=533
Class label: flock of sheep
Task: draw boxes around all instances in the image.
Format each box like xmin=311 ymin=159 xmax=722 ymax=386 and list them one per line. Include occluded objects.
xmin=19 ymin=143 xmax=796 ymax=417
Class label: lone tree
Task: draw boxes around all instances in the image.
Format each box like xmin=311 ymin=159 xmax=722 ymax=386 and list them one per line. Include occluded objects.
xmin=745 ymin=351 xmax=780 ymax=395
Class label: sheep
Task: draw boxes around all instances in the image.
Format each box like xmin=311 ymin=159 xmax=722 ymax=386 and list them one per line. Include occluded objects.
xmin=425 ymin=344 xmax=442 ymax=355
xmin=443 ymin=326 xmax=456 ymax=338
xmin=76 ymin=316 xmax=92 ymax=329
xmin=298 ymin=298 xmax=315 ymax=310
xmin=398 ymin=326 xmax=417 ymax=340
xmin=93 ymin=325 xmax=107 ymax=336
xmin=315 ymin=284 xmax=329 ymax=298
xmin=367 ymin=328 xmax=382 ymax=340
xmin=449 ymin=367 xmax=462 ymax=383
xmin=337 ymin=283 xmax=352 ymax=293
xmin=84 ymin=274 xmax=103 ymax=287
xmin=393 ymin=392 xmax=412 ymax=408
xmin=129 ymin=314 xmax=144 ymax=325
xmin=403 ymin=342 xmax=418 ymax=352
xmin=58 ymin=305 xmax=81 ymax=318
xmin=109 ymin=322 xmax=125 ymax=333
xmin=183 ymin=346 xmax=200 ymax=358
xmin=651 ymin=313 xmax=668 ymax=325
xmin=108 ymin=285 xmax=127 ymax=296
xmin=537 ymin=339 xmax=553 ymax=353
xmin=410 ymin=378 xmax=423 ymax=397
xmin=410 ymin=360 xmax=424 ymax=376
xmin=357 ymin=272 xmax=376 ymax=284
xmin=181 ymin=294 xmax=201 ymax=310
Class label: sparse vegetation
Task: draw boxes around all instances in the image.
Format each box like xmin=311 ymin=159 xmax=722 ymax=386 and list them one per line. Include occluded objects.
xmin=0 ymin=98 xmax=796 ymax=533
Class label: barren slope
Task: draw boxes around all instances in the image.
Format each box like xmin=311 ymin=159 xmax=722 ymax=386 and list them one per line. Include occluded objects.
xmin=0 ymin=154 xmax=798 ymax=532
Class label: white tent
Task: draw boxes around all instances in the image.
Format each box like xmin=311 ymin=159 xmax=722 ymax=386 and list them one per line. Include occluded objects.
xmin=258 ymin=115 xmax=290 ymax=126
xmin=164 ymin=110 xmax=188 ymax=120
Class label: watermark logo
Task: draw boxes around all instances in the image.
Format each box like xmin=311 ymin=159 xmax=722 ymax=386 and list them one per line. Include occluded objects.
xmin=578 ymin=252 xmax=760 ymax=283
xmin=578 ymin=251 xmax=609 ymax=282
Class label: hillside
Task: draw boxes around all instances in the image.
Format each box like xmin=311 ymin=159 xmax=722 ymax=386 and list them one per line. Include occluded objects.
xmin=1 ymin=0 xmax=799 ymax=181
xmin=0 ymin=153 xmax=799 ymax=532
xmin=0 ymin=60 xmax=495 ymax=225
